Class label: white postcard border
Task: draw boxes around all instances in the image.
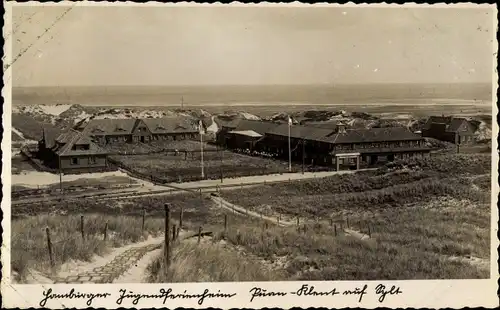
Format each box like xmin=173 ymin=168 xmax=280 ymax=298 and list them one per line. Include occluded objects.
xmin=1 ymin=1 xmax=498 ymax=309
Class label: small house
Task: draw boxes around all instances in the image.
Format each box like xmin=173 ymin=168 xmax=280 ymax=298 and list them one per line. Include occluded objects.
xmin=422 ymin=116 xmax=477 ymax=144
xmin=38 ymin=129 xmax=110 ymax=174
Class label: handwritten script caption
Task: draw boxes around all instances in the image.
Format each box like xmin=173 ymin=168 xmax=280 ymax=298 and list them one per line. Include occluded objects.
xmin=39 ymin=284 xmax=402 ymax=307
xmin=249 ymin=284 xmax=402 ymax=303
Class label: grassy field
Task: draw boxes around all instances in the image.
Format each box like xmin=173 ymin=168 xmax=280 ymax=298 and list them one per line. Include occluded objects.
xmin=149 ymin=140 xmax=218 ymax=151
xmin=11 ymin=189 xmax=261 ymax=283
xmin=147 ymin=241 xmax=284 ymax=283
xmin=110 ymin=151 xmax=298 ymax=183
xmin=102 ymin=141 xmax=217 ymax=154
xmin=213 ymin=154 xmax=492 ymax=280
xmin=12 ymin=153 xmax=492 ymax=282
xmin=103 ymin=142 xmax=155 ymax=154
xmin=147 ymin=192 xmax=490 ymax=282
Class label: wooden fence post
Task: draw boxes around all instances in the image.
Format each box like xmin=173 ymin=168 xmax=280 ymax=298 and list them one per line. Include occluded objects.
xmin=172 ymin=224 xmax=177 ymax=241
xmin=303 ymin=224 xmax=307 ymax=234
xmin=198 ymin=226 xmax=202 ymax=244
xmin=329 ymin=218 xmax=333 ymax=227
xmin=164 ymin=204 xmax=171 ymax=271
xmin=346 ymin=217 xmax=350 ymax=229
xmin=334 ymin=224 xmax=337 ymax=237
xmin=367 ymin=222 xmax=372 ymax=238
xmin=224 ymin=214 xmax=228 ymax=232
xmin=296 ymin=217 xmax=300 ymax=227
xmin=177 ymin=226 xmax=181 ymax=240
xmin=179 ymin=207 xmax=183 ymax=229
xmin=45 ymin=227 xmax=54 ymax=268
xmin=142 ymin=208 xmax=145 ymax=232
xmin=277 ymin=216 xmax=280 ymax=225
xmin=80 ymin=215 xmax=84 ymax=240
xmin=103 ymin=221 xmax=108 ymax=241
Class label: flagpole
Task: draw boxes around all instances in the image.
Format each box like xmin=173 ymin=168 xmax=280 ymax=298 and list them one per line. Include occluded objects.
xmin=200 ymin=121 xmax=205 ymax=179
xmin=288 ymin=117 xmax=292 ymax=173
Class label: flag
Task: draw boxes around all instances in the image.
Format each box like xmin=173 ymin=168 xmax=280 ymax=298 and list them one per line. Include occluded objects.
xmin=199 ymin=120 xmax=205 ymax=178
xmin=199 ymin=120 xmax=204 ymax=134
xmin=287 ymin=116 xmax=292 ymax=172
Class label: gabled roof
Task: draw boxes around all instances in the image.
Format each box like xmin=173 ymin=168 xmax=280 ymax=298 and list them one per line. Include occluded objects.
xmin=215 ymin=118 xmax=242 ymax=129
xmin=82 ymin=119 xmax=137 ymax=136
xmin=55 ymin=129 xmax=108 ymax=156
xmin=321 ymin=127 xmax=422 ymax=144
xmin=228 ymin=130 xmax=263 ymax=138
xmin=267 ymin=124 xmax=422 ymax=144
xmin=40 ymin=127 xmax=65 ymax=148
xmin=233 ymin=120 xmax=280 ymax=135
xmin=447 ymin=118 xmax=467 ymax=132
xmin=423 ymin=116 xmax=472 ymax=133
xmin=267 ymin=124 xmax=335 ymax=141
xmin=141 ymin=117 xmax=198 ymax=134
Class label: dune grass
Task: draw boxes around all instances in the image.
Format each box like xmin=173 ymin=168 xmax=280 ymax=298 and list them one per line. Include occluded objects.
xmin=203 ymin=198 xmax=490 ymax=280
xmin=147 ymin=241 xmax=283 ymax=283
xmin=11 ymin=214 xmax=165 ymax=283
xmin=212 ymin=154 xmax=491 ymax=280
xmin=221 ymin=154 xmax=491 ymax=219
xmin=12 ymin=153 xmax=492 ymax=282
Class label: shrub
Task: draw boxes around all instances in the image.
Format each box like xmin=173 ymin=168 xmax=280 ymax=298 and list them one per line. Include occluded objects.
xmin=384 ymin=154 xmax=491 ymax=175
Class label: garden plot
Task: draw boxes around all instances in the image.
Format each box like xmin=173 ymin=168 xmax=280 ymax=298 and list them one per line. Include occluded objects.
xmin=111 ymin=151 xmax=292 ymax=182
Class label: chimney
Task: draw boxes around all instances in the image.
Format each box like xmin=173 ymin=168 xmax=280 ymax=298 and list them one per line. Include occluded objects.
xmin=336 ymin=121 xmax=347 ymax=134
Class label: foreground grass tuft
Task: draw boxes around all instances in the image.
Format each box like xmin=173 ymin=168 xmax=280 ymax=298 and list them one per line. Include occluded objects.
xmin=11 ymin=214 xmax=165 ymax=282
xmin=147 ymin=241 xmax=282 ymax=282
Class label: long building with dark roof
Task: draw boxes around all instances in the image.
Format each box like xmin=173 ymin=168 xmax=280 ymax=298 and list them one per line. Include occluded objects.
xmin=218 ymin=120 xmax=432 ymax=170
xmin=80 ymin=117 xmax=199 ymax=145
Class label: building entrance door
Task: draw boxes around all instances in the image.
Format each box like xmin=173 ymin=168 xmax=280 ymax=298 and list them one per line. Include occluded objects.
xmin=140 ymin=136 xmax=145 ymax=143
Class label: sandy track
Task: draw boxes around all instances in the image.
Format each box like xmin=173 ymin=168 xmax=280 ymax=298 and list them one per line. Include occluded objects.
xmin=13 ymin=169 xmax=373 ymax=205
xmin=50 ymin=231 xmax=198 ymax=284
xmin=211 ymin=196 xmax=373 ymax=240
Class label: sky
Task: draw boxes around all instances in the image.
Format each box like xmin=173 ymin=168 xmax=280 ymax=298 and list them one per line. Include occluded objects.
xmin=10 ymin=5 xmax=496 ymax=87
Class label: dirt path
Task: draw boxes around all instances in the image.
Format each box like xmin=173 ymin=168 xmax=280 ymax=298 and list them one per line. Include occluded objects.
xmin=113 ymin=248 xmax=162 ymax=283
xmin=51 ymin=230 xmax=198 ymax=284
xmin=53 ymin=236 xmax=165 ymax=284
xmin=212 ymin=196 xmax=372 ymax=241
xmin=211 ymin=196 xmax=294 ymax=226
xmin=166 ymin=169 xmax=374 ymax=190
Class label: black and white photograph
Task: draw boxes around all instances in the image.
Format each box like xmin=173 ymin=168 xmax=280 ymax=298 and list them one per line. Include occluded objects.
xmin=1 ymin=2 xmax=498 ymax=309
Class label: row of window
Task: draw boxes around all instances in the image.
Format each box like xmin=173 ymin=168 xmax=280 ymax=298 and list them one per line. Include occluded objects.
xmin=268 ymin=137 xmax=423 ymax=150
xmin=70 ymin=157 xmax=97 ymax=165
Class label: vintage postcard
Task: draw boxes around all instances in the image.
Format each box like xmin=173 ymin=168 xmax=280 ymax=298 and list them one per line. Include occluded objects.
xmin=1 ymin=1 xmax=498 ymax=308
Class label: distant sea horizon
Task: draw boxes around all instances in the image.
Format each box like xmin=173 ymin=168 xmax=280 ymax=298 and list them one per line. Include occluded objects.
xmin=12 ymin=83 xmax=493 ymax=107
